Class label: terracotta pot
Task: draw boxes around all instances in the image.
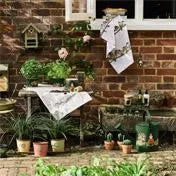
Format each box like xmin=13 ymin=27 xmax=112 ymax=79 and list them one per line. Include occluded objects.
xmin=16 ymin=139 xmax=31 ymax=153
xmin=117 ymin=141 xmax=123 ymax=150
xmin=33 ymin=142 xmax=48 ymax=157
xmin=51 ymin=139 xmax=65 ymax=152
xmin=122 ymin=145 xmax=132 ymax=154
xmin=104 ymin=140 xmax=115 ymax=150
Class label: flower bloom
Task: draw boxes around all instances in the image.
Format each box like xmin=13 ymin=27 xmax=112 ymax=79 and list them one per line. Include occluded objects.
xmin=58 ymin=48 xmax=68 ymax=59
xmin=83 ymin=35 xmax=92 ymax=43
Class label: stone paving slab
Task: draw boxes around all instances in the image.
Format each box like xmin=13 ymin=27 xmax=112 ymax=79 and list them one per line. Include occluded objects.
xmin=0 ymin=147 xmax=176 ymax=176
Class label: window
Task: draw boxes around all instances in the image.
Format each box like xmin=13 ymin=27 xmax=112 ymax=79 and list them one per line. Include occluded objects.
xmin=144 ymin=0 xmax=176 ymax=19
xmin=96 ymin=0 xmax=135 ymax=19
xmin=65 ymin=0 xmax=176 ymax=30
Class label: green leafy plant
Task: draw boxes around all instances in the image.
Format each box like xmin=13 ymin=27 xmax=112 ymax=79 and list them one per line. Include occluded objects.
xmin=5 ymin=116 xmax=34 ymax=140
xmin=44 ymin=118 xmax=78 ymax=140
xmin=47 ymin=60 xmax=71 ymax=81
xmin=32 ymin=155 xmax=157 ymax=176
xmin=74 ymin=59 xmax=94 ymax=80
xmin=20 ymin=58 xmax=42 ymax=79
xmin=118 ymin=133 xmax=125 ymax=142
xmin=106 ymin=133 xmax=113 ymax=142
xmin=123 ymin=139 xmax=132 ymax=145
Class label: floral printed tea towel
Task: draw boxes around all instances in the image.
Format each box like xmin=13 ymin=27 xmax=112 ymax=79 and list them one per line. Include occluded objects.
xmin=100 ymin=15 xmax=134 ymax=74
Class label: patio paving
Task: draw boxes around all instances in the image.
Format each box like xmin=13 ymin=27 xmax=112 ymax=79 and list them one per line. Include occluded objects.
xmin=0 ymin=146 xmax=176 ymax=176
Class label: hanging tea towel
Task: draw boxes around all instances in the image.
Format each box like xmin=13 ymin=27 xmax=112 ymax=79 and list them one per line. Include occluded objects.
xmin=100 ymin=15 xmax=134 ymax=74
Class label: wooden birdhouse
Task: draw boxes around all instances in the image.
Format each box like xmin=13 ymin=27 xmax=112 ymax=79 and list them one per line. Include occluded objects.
xmin=0 ymin=64 xmax=9 ymax=92
xmin=22 ymin=23 xmax=41 ymax=48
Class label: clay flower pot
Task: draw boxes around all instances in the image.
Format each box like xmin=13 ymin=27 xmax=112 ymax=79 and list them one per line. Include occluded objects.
xmin=51 ymin=139 xmax=65 ymax=152
xmin=104 ymin=140 xmax=115 ymax=150
xmin=16 ymin=139 xmax=31 ymax=153
xmin=33 ymin=142 xmax=48 ymax=157
xmin=122 ymin=145 xmax=132 ymax=154
xmin=117 ymin=141 xmax=123 ymax=150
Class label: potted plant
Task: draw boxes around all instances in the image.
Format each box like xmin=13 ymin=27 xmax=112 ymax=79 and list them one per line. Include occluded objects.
xmin=46 ymin=118 xmax=76 ymax=152
xmin=20 ymin=58 xmax=42 ymax=87
xmin=47 ymin=60 xmax=71 ymax=85
xmin=32 ymin=115 xmax=49 ymax=157
xmin=10 ymin=116 xmax=34 ymax=153
xmin=117 ymin=133 xmax=125 ymax=150
xmin=104 ymin=133 xmax=114 ymax=150
xmin=122 ymin=139 xmax=132 ymax=154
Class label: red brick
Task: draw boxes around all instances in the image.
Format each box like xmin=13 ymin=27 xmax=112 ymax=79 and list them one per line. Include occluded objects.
xmin=143 ymin=84 xmax=156 ymax=90
xmin=163 ymin=76 xmax=174 ymax=82
xmin=164 ymin=47 xmax=174 ymax=53
xmin=140 ymin=47 xmax=162 ymax=53
xmin=131 ymin=46 xmax=139 ymax=53
xmin=162 ymin=32 xmax=175 ymax=38
xmin=157 ymin=39 xmax=176 ymax=46
xmin=157 ymin=84 xmax=176 ymax=89
xmin=107 ymin=98 xmax=120 ymax=104
xmin=153 ymin=61 xmax=161 ymax=67
xmin=139 ymin=76 xmax=161 ymax=83
xmin=143 ymin=54 xmax=156 ymax=60
xmin=103 ymin=76 xmax=126 ymax=83
xmin=129 ymin=31 xmax=139 ymax=38
xmin=130 ymin=39 xmax=143 ymax=46
xmin=144 ymin=69 xmax=156 ymax=75
xmin=94 ymin=68 xmax=107 ymax=75
xmin=41 ymin=1 xmax=65 ymax=8
xmin=123 ymin=69 xmax=144 ymax=75
xmin=157 ymin=54 xmax=176 ymax=60
xmin=161 ymin=62 xmax=175 ymax=68
xmin=157 ymin=69 xmax=176 ymax=75
xmin=109 ymin=83 xmax=120 ymax=90
xmin=126 ymin=76 xmax=139 ymax=83
xmin=121 ymin=83 xmax=143 ymax=90
xmin=144 ymin=39 xmax=156 ymax=46
xmin=103 ymin=91 xmax=125 ymax=97
xmin=139 ymin=31 xmax=162 ymax=38
xmin=50 ymin=9 xmax=63 ymax=16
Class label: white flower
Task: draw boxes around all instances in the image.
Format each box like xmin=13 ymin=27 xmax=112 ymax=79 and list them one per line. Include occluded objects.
xmin=83 ymin=35 xmax=91 ymax=43
xmin=58 ymin=48 xmax=68 ymax=59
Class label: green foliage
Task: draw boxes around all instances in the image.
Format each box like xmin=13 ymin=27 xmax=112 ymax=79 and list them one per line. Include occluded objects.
xmin=32 ymin=155 xmax=157 ymax=176
xmin=42 ymin=118 xmax=78 ymax=140
xmin=106 ymin=133 xmax=113 ymax=142
xmin=20 ymin=58 xmax=42 ymax=79
xmin=74 ymin=59 xmax=94 ymax=80
xmin=118 ymin=133 xmax=125 ymax=142
xmin=9 ymin=115 xmax=34 ymax=140
xmin=71 ymin=21 xmax=91 ymax=32
xmin=47 ymin=60 xmax=71 ymax=80
xmin=123 ymin=139 xmax=132 ymax=145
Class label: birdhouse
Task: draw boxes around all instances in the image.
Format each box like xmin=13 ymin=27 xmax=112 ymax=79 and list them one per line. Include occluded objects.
xmin=22 ymin=23 xmax=41 ymax=48
xmin=0 ymin=64 xmax=9 ymax=92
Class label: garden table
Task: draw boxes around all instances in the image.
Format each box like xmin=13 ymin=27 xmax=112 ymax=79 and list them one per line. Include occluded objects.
xmin=18 ymin=87 xmax=93 ymax=146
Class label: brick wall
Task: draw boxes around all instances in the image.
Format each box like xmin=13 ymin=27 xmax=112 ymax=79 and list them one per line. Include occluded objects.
xmin=1 ymin=0 xmax=176 ymax=119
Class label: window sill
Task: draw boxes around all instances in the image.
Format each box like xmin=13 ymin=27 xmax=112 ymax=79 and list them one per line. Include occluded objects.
xmin=91 ymin=19 xmax=176 ymax=31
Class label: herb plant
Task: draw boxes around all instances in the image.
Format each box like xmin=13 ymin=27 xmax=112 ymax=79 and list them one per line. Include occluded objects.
xmin=20 ymin=58 xmax=42 ymax=79
xmin=47 ymin=60 xmax=71 ymax=81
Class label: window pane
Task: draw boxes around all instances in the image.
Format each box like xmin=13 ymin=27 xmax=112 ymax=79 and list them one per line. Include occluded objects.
xmin=144 ymin=0 xmax=176 ymax=19
xmin=72 ymin=0 xmax=87 ymax=13
xmin=96 ymin=0 xmax=135 ymax=19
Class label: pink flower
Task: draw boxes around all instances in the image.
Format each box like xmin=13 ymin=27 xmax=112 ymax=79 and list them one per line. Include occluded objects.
xmin=83 ymin=35 xmax=92 ymax=43
xmin=58 ymin=48 xmax=68 ymax=59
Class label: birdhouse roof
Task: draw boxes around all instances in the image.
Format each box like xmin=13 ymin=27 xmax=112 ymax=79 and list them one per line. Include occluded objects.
xmin=22 ymin=23 xmax=41 ymax=33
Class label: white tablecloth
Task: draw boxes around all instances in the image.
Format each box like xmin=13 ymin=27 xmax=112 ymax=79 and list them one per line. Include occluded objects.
xmin=24 ymin=87 xmax=92 ymax=120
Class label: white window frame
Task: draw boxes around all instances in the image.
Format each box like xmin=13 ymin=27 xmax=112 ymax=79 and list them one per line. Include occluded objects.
xmin=65 ymin=0 xmax=95 ymax=22
xmin=66 ymin=0 xmax=176 ymax=30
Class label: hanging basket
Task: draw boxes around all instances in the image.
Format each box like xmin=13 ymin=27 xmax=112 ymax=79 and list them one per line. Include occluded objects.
xmin=136 ymin=121 xmax=159 ymax=152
